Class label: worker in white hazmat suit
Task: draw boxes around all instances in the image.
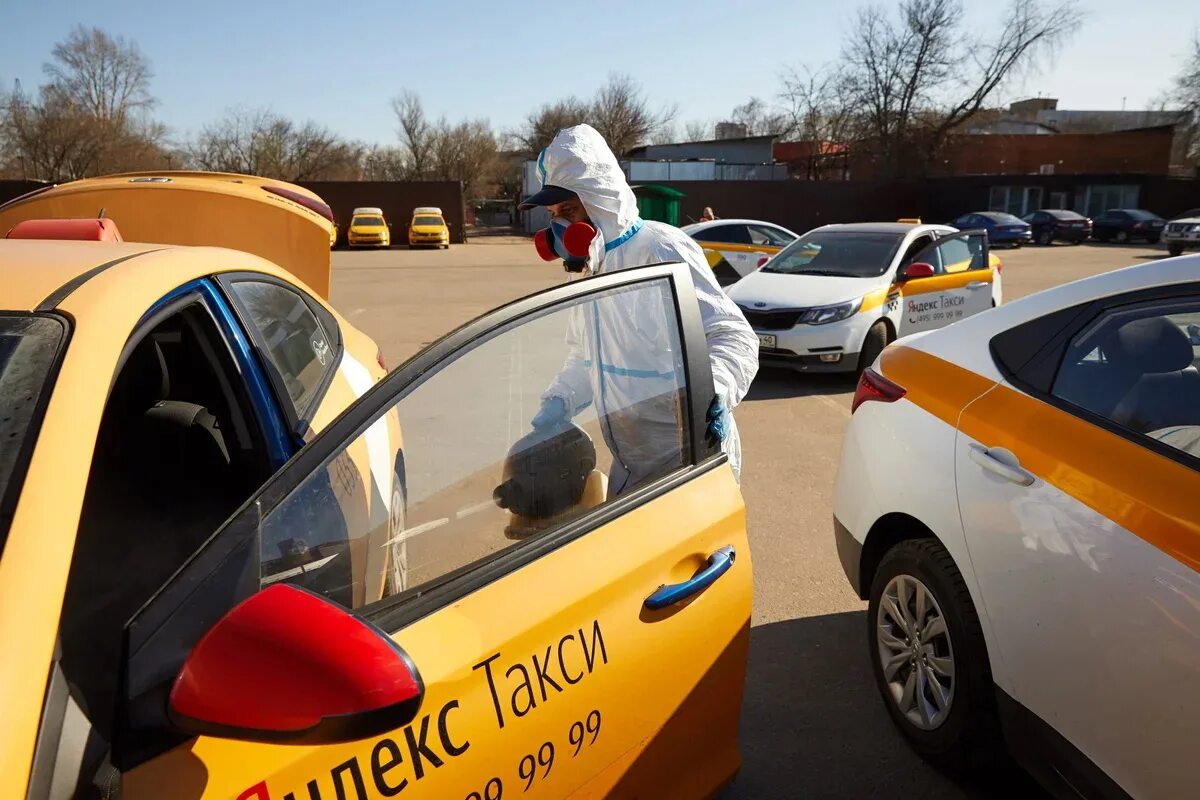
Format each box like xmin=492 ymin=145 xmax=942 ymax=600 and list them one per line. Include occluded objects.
xmin=519 ymin=125 xmax=758 ymax=494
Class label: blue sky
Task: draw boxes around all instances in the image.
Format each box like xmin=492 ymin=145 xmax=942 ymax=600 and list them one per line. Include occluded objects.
xmin=1 ymin=0 xmax=1195 ymax=146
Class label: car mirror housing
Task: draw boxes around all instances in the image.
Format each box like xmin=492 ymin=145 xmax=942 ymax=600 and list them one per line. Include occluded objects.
xmin=900 ymin=262 xmax=936 ymax=281
xmin=168 ymin=584 xmax=424 ymax=744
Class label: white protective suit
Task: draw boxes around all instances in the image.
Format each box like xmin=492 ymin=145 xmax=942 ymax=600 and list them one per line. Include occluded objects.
xmin=537 ymin=125 xmax=759 ymax=490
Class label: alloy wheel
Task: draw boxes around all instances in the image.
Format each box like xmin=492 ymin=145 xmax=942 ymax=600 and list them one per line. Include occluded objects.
xmin=876 ymin=574 xmax=956 ymax=731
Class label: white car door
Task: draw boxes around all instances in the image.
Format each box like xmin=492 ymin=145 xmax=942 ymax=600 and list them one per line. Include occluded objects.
xmin=895 ymin=231 xmax=992 ymax=338
xmin=953 ymin=290 xmax=1200 ymax=799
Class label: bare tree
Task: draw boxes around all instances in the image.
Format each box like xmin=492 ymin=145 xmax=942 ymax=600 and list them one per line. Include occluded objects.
xmin=43 ymin=26 xmax=155 ymax=125
xmin=361 ymin=145 xmax=408 ymax=180
xmin=800 ymin=0 xmax=1082 ymax=176
xmin=780 ymin=66 xmax=856 ymax=146
xmin=428 ymin=118 xmax=500 ymax=196
xmin=1166 ymin=34 xmax=1200 ymax=163
xmin=188 ymin=108 xmax=361 ymax=180
xmin=684 ymin=120 xmax=714 ymax=141
xmin=728 ymin=97 xmax=793 ymax=137
xmin=590 ymin=73 xmax=675 ymax=156
xmin=516 ymin=97 xmax=591 ymax=156
xmin=392 ymin=91 xmax=435 ymax=179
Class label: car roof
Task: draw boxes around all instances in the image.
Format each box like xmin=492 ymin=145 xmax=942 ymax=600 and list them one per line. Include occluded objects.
xmin=681 ymin=219 xmax=796 ymax=233
xmin=809 ymin=222 xmax=950 ymax=235
xmin=0 ymin=240 xmax=164 ymax=312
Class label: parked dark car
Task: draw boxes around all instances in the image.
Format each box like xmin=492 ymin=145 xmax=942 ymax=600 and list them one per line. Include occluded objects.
xmin=1091 ymin=209 xmax=1165 ymax=244
xmin=951 ymin=211 xmax=1032 ymax=247
xmin=1022 ymin=209 xmax=1092 ymax=245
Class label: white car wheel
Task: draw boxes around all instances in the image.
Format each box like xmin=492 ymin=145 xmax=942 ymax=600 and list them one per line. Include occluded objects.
xmin=385 ymin=475 xmax=408 ymax=595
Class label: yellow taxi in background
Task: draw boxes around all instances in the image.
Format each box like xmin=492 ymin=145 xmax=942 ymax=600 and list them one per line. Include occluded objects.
xmin=0 ymin=183 xmax=751 ymax=797
xmin=348 ymin=206 xmax=391 ymax=248
xmin=408 ymin=205 xmax=450 ymax=248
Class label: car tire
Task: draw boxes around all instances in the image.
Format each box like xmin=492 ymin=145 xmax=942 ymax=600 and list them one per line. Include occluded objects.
xmin=1168 ymin=243 xmax=1184 ymax=257
xmin=1115 ymin=231 xmax=1129 ymax=244
xmin=868 ymin=539 xmax=1002 ymax=771
xmin=1071 ymin=238 xmax=1082 ymax=246
xmin=857 ymin=321 xmax=889 ymax=375
xmin=1148 ymin=236 xmax=1160 ymax=245
xmin=1037 ymin=230 xmax=1053 ymax=246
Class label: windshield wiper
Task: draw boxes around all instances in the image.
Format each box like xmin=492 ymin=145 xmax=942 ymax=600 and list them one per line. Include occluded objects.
xmin=768 ymin=269 xmax=856 ymax=277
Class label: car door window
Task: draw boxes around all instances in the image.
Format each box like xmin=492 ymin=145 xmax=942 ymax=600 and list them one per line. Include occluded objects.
xmin=261 ymin=276 xmax=692 ymax=610
xmin=1051 ymin=299 xmax=1200 ymax=461
xmin=918 ymin=231 xmax=988 ymax=274
xmin=694 ymin=224 xmax=750 ymax=245
xmin=898 ymin=234 xmax=935 ymax=269
xmin=748 ymin=225 xmax=791 ymax=247
xmin=227 ymin=280 xmax=337 ymax=424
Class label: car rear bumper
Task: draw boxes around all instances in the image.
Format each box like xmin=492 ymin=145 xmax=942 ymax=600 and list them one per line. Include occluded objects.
xmin=834 ymin=515 xmax=863 ymax=598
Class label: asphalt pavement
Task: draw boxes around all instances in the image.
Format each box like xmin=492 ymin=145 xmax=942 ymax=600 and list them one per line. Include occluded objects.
xmin=330 ymin=238 xmax=1165 ymax=799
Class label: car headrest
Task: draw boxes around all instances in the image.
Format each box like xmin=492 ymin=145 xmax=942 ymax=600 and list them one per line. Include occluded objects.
xmin=1106 ymin=316 xmax=1194 ymax=374
xmin=111 ymin=338 xmax=170 ymax=413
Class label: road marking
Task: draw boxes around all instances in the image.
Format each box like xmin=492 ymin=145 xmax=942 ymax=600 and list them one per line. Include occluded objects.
xmin=457 ymin=499 xmax=497 ymax=518
xmin=381 ymin=517 xmax=449 ymax=546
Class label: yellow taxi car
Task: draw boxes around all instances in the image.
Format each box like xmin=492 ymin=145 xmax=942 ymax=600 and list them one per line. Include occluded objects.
xmin=348 ymin=207 xmax=391 ymax=248
xmin=681 ymin=218 xmax=798 ymax=286
xmin=1 ymin=182 xmax=751 ymax=798
xmin=408 ymin=205 xmax=450 ymax=248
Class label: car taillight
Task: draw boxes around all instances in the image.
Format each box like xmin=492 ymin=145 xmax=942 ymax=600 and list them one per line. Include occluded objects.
xmin=994 ymin=258 xmax=1002 ymax=273
xmin=851 ymin=368 xmax=906 ymax=413
xmin=376 ymin=349 xmax=387 ymax=372
xmin=756 ymin=255 xmax=770 ymax=268
xmin=262 ymin=185 xmax=335 ymax=223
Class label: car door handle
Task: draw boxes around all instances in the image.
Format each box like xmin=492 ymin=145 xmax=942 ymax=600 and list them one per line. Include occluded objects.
xmin=644 ymin=546 xmax=736 ymax=610
xmin=968 ymin=444 xmax=1034 ymax=486
xmin=965 ymin=281 xmax=989 ymax=290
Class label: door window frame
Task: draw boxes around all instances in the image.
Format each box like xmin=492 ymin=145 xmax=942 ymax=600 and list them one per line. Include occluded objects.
xmin=115 ymin=262 xmax=719 ymax=769
xmin=990 ymin=281 xmax=1200 ymax=474
xmin=216 ymin=273 xmax=344 ymax=439
xmin=908 ymin=229 xmax=990 ymax=275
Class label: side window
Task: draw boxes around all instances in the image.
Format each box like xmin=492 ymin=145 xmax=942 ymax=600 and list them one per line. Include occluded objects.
xmin=898 ymin=234 xmax=934 ymax=268
xmin=258 ymin=278 xmax=691 ymax=611
xmin=749 ymin=225 xmax=791 ymax=247
xmin=1051 ymin=299 xmax=1200 ymax=461
xmin=694 ymin=224 xmax=750 ymax=245
xmin=919 ymin=232 xmax=987 ymax=274
xmin=229 ymin=280 xmax=335 ymax=421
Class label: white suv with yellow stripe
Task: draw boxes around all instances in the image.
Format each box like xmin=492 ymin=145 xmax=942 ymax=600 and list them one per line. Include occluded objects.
xmin=834 ymin=255 xmax=1200 ymax=798
xmin=727 ymin=223 xmax=1001 ymax=374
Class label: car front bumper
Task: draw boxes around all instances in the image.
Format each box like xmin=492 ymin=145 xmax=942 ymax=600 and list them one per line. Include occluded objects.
xmin=751 ymin=313 xmax=872 ymax=373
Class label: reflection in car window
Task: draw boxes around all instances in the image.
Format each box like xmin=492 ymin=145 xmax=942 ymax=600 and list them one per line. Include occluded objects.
xmin=1052 ymin=300 xmax=1200 ymax=462
xmin=258 ymin=279 xmax=690 ymax=610
xmin=749 ymin=225 xmax=791 ymax=247
xmin=230 ymin=281 xmax=332 ymax=418
xmin=762 ymin=231 xmax=903 ymax=278
xmin=927 ymin=234 xmax=986 ymax=274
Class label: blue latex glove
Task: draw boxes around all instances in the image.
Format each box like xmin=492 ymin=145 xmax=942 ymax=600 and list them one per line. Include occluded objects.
xmin=707 ymin=395 xmax=731 ymax=446
xmin=531 ymin=396 xmax=570 ymax=430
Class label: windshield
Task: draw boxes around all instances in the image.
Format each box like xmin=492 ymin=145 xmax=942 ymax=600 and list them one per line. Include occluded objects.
xmin=1173 ymin=208 xmax=1200 ymax=221
xmin=1047 ymin=210 xmax=1084 ymax=220
xmin=352 ymin=216 xmax=385 ymax=227
xmin=761 ymin=231 xmax=903 ymax=278
xmin=414 ymin=215 xmax=444 ymax=227
xmin=1 ymin=315 xmax=67 ymax=549
xmin=1125 ymin=210 xmax=1161 ymax=221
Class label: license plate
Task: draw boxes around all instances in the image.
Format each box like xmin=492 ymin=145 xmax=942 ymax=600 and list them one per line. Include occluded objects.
xmin=757 ymin=334 xmax=777 ymax=349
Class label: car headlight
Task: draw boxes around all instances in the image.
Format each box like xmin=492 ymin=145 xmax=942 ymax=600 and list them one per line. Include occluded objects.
xmin=800 ymin=298 xmax=862 ymax=325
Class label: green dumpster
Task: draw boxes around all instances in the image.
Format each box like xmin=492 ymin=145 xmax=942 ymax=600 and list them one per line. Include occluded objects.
xmin=630 ymin=184 xmax=686 ymax=226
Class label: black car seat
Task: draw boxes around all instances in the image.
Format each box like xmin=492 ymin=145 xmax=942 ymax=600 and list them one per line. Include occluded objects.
xmin=1107 ymin=317 xmax=1200 ymax=434
xmin=62 ymin=333 xmax=241 ymax=739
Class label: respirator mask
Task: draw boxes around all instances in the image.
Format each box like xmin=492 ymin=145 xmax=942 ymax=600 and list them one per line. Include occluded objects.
xmin=534 ymin=216 xmax=596 ymax=273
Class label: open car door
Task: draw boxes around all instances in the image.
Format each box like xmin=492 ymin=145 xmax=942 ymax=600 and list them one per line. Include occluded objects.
xmin=113 ymin=262 xmax=752 ymax=800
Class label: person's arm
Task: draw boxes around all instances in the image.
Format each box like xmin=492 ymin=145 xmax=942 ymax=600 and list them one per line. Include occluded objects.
xmin=541 ymin=304 xmax=594 ymax=416
xmin=686 ymin=259 xmax=759 ymax=410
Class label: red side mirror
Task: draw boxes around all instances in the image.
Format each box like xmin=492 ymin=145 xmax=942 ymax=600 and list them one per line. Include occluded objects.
xmin=901 ymin=262 xmax=935 ymax=280
xmin=169 ymin=584 xmax=423 ymax=743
